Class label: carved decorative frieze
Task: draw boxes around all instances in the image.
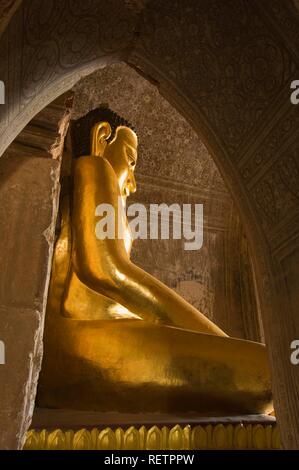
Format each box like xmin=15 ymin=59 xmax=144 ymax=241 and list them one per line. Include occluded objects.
xmin=131 ymin=0 xmax=296 ymax=158
xmin=258 ymin=0 xmax=299 ymax=65
xmin=24 ymin=423 xmax=280 ymax=450
xmin=251 ymin=146 xmax=299 ymax=232
xmin=240 ymin=102 xmax=299 ymax=184
xmin=0 ymin=0 xmax=140 ymax=156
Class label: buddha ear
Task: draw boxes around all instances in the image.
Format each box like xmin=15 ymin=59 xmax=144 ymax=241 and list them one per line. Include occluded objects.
xmin=90 ymin=121 xmax=112 ymax=157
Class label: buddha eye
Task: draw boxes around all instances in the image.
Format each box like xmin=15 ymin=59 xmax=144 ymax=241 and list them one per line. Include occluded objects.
xmin=127 ymin=153 xmax=136 ymax=167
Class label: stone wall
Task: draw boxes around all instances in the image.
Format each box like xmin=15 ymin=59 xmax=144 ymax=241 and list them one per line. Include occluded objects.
xmin=0 ymin=93 xmax=72 ymax=449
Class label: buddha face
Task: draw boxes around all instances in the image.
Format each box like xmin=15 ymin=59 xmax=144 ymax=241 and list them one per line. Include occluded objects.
xmin=103 ymin=126 xmax=138 ymax=198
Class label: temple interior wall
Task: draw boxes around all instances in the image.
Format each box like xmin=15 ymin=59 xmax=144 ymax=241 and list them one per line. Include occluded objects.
xmin=0 ymin=94 xmax=72 ymax=449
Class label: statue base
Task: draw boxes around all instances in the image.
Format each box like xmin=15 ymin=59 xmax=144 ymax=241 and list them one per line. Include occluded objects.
xmin=24 ymin=408 xmax=279 ymax=450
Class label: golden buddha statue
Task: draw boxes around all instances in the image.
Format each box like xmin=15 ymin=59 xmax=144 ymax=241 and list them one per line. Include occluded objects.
xmin=37 ymin=108 xmax=273 ymax=415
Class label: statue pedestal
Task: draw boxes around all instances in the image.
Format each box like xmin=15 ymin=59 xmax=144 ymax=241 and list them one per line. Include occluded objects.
xmin=24 ymin=408 xmax=279 ymax=450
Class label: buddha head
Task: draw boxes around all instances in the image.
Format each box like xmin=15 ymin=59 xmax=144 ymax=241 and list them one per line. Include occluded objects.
xmin=71 ymin=107 xmax=138 ymax=198
xmin=104 ymin=126 xmax=138 ymax=198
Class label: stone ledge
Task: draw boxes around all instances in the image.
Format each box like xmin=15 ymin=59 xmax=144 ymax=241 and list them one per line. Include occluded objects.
xmin=31 ymin=408 xmax=276 ymax=430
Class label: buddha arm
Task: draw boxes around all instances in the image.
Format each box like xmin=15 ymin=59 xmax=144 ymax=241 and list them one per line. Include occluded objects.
xmin=72 ymin=156 xmax=227 ymax=337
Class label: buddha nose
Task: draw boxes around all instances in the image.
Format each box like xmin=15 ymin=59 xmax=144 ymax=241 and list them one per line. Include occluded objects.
xmin=127 ymin=173 xmax=137 ymax=194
